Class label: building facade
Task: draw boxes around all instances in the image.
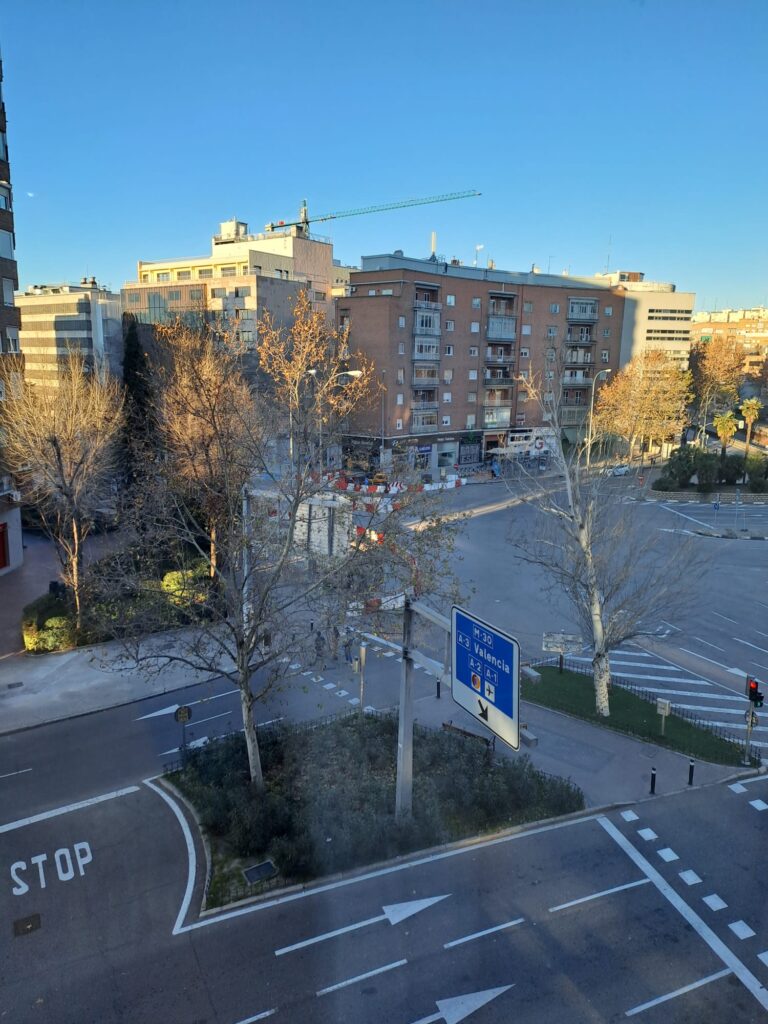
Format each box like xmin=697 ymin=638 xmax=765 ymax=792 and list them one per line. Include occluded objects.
xmin=689 ymin=307 xmax=768 ymax=391
xmin=0 ymin=51 xmax=23 ymax=575
xmin=339 ymin=254 xmax=627 ymax=473
xmin=17 ymin=279 xmax=123 ymax=387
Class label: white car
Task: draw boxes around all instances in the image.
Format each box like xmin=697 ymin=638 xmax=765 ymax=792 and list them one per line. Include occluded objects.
xmin=602 ymin=463 xmax=630 ymax=476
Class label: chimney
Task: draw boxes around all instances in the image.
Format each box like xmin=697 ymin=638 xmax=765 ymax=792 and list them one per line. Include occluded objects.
xmin=90 ymin=276 xmax=97 ymax=287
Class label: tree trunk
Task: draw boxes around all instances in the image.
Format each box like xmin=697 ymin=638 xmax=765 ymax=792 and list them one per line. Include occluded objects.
xmin=593 ymin=650 xmax=611 ymax=717
xmin=71 ymin=516 xmax=83 ymax=633
xmin=239 ymin=669 xmax=264 ymax=788
xmin=209 ymin=524 xmax=217 ymax=578
xmin=579 ymin=519 xmax=611 ymax=718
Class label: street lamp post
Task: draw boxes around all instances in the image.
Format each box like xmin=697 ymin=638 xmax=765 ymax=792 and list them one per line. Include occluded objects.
xmin=586 ymin=368 xmax=611 ymax=472
xmin=308 ymin=367 xmax=363 ymax=472
xmin=380 ymin=369 xmax=387 ymax=469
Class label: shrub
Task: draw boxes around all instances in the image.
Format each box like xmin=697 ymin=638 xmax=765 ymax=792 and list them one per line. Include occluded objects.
xmin=749 ymin=477 xmax=768 ymax=493
xmin=161 ymin=560 xmax=211 ymax=610
xmin=695 ymin=452 xmax=719 ymax=493
xmin=651 ymin=476 xmax=676 ymax=492
xmin=21 ymin=593 xmax=76 ymax=653
xmin=719 ymin=454 xmax=745 ymax=485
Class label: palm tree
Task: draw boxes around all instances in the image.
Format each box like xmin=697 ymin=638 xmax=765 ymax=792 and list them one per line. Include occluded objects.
xmin=713 ymin=410 xmax=738 ymax=463
xmin=740 ymin=397 xmax=763 ymax=460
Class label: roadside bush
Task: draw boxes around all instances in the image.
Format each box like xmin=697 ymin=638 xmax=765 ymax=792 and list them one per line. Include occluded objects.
xmin=719 ymin=454 xmax=745 ymax=485
xmin=21 ymin=593 xmax=76 ymax=653
xmin=749 ymin=476 xmax=768 ymax=493
xmin=695 ymin=452 xmax=719 ymax=493
xmin=665 ymin=447 xmax=697 ymax=488
xmin=746 ymin=454 xmax=767 ymax=483
xmin=161 ymin=559 xmax=211 ymax=610
xmin=651 ymin=476 xmax=676 ymax=492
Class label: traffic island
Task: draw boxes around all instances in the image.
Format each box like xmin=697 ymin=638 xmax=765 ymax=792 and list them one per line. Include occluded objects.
xmin=168 ymin=711 xmax=584 ymax=908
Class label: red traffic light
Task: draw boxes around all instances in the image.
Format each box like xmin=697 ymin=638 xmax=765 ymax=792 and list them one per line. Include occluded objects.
xmin=747 ymin=676 xmax=764 ymax=707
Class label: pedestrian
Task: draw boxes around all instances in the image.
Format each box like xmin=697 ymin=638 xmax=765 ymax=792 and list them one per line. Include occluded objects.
xmin=314 ymin=630 xmax=326 ymax=669
xmin=343 ymin=635 xmax=353 ymax=663
xmin=331 ymin=624 xmax=340 ymax=660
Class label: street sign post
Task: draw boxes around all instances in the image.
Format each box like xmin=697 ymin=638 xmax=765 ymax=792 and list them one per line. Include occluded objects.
xmin=542 ymin=632 xmax=583 ymax=673
xmin=656 ymin=697 xmax=671 ymax=736
xmin=451 ymin=606 xmax=520 ymax=750
xmin=174 ymin=705 xmax=192 ymax=759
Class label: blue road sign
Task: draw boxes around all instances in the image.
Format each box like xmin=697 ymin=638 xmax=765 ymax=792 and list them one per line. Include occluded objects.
xmin=713 ymin=502 xmax=720 ymax=512
xmin=451 ymin=606 xmax=520 ymax=749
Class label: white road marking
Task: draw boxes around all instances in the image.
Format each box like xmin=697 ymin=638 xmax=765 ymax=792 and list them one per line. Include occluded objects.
xmin=624 ymin=969 xmax=732 ymax=1017
xmin=143 ymin=779 xmax=196 ymax=936
xmin=289 ymin=663 xmax=301 ymax=670
xmin=661 ymin=504 xmax=717 ymax=530
xmin=548 ymin=878 xmax=650 ymax=913
xmin=234 ymin=1011 xmax=276 ymax=1023
xmin=734 ymin=637 xmax=768 ymax=655
xmin=758 ymin=951 xmax=768 ymax=967
xmin=729 ymin=783 xmax=747 ymax=793
xmin=0 ymin=785 xmax=140 ymax=834
xmin=694 ymin=637 xmax=725 ymax=652
xmin=670 ymin=704 xmax=748 ymax=715
xmin=712 ymin=611 xmax=739 ymax=625
xmin=301 ymin=670 xmax=313 ymax=677
xmin=348 ymin=697 xmax=360 ymax=705
xmin=679 ymin=870 xmax=701 ymax=886
xmin=678 ymin=647 xmax=744 ymax=675
xmin=749 ymin=799 xmax=768 ymax=811
xmin=730 ymin=920 xmax=756 ymax=940
xmin=660 ymin=620 xmax=681 ymax=631
xmin=658 ymin=848 xmax=679 ymax=863
xmin=136 ymin=688 xmax=240 ymax=720
xmin=322 ymin=682 xmax=336 ymax=690
xmin=613 ymin=673 xmax=713 ymax=685
xmin=621 ymin=810 xmax=639 ymax=822
xmin=598 ymin=816 xmax=768 ymax=1012
xmin=316 ymin=958 xmax=407 ymax=996
xmin=383 ymin=651 xmax=396 ymax=658
xmin=734 ymin=775 xmax=768 ymax=786
xmin=159 ymin=736 xmax=210 ymax=756
xmin=444 ymin=917 xmax=524 ymax=947
xmin=640 ymin=688 xmax=744 ymax=702
xmin=637 ymin=828 xmax=658 ymax=841
xmin=703 ymin=894 xmax=727 ymax=911
xmin=408 ymin=986 xmax=514 ymax=1024
xmin=190 ymin=711 xmax=232 ymax=727
xmin=0 ymin=767 xmax=32 ymax=780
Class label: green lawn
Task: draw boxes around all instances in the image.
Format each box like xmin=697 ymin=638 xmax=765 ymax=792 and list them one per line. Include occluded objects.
xmin=523 ymin=666 xmax=750 ymax=766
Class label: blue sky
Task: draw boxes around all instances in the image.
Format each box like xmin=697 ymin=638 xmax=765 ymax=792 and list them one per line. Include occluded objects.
xmin=2 ymin=0 xmax=767 ymax=309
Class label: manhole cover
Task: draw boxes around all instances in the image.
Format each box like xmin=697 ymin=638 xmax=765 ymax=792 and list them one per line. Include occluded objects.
xmin=13 ymin=914 xmax=41 ymax=937
xmin=8 ymin=682 xmax=23 ymax=690
xmin=242 ymin=860 xmax=277 ymax=885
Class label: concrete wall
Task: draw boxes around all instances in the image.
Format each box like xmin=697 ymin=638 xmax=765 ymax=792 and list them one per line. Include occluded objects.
xmin=0 ymin=504 xmax=23 ymax=575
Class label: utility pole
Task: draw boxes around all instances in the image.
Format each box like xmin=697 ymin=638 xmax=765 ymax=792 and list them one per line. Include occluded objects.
xmin=380 ymin=369 xmax=387 ymax=469
xmin=395 ymin=598 xmax=414 ymax=819
xmin=358 ymin=642 xmax=367 ymax=712
xmin=586 ymin=368 xmax=611 ymax=471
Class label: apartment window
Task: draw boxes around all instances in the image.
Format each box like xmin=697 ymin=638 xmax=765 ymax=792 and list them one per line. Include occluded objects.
xmin=396 ymin=418 xmax=403 ymax=431
xmin=235 ymin=286 xmax=251 ymax=298
xmin=441 ymin=415 xmax=451 ymax=427
xmin=469 ymin=346 xmax=478 ymax=357
xmin=519 ymin=391 xmax=528 ymax=402
xmin=603 ymin=328 xmax=610 ymax=337
xmin=141 ymin=273 xmax=149 ymax=283
xmin=444 ymin=345 xmax=454 ymax=356
xmin=520 ymin=348 xmax=530 ymax=358
xmin=520 ymin=369 xmax=529 ymax=379
xmin=521 ymin=325 xmax=531 ymax=336
xmin=240 ymin=265 xmax=249 ymax=274
xmin=157 ymin=272 xmax=170 ymax=282
xmin=398 ymin=342 xmax=405 ymax=355
xmin=601 ymin=350 xmax=610 ymax=363
xmin=516 ymin=413 xmax=526 ymax=426
xmin=211 ymin=288 xmax=226 ymax=298
xmin=446 ymin=294 xmax=456 ymax=306
xmin=544 ymin=391 xmax=554 ymax=403
xmin=177 ymin=271 xmax=191 ymax=281
xmin=396 ymin=368 xmax=404 ymax=384
xmin=2 ymin=278 xmax=14 ymax=306
xmin=549 ymin=303 xmax=560 ymax=314
xmin=470 ymin=321 xmax=480 ymax=333
xmin=382 ymin=288 xmax=393 ymax=296
xmin=198 ymin=268 xmax=213 ymax=279
xmin=241 ymin=331 xmax=254 ymax=344
xmin=221 ymin=266 xmax=236 ymax=277
xmin=443 ymin=392 xmax=452 ymax=404
xmin=398 ymin=315 xmax=406 ymax=328
xmin=444 ymin=369 xmax=453 ymax=383
xmin=166 ymin=289 xmax=180 ymax=301
xmin=604 ymin=305 xmax=613 ymax=317
xmin=396 ymin=393 xmax=404 ymax=405
xmin=545 ymin=370 xmax=555 ymax=380
xmin=190 ymin=288 xmax=203 ymax=301
xmin=472 ymin=297 xmax=481 ymax=309
xmin=127 ymin=292 xmax=140 ymax=305
xmin=368 ymin=289 xmax=377 ymax=296
xmin=467 ymin=392 xmax=477 ymax=403
xmin=466 ymin=414 xmax=476 ymax=429
xmin=546 ymin=348 xmax=555 ymax=361
xmin=5 ymin=327 xmax=19 ymax=353
xmin=523 ymin=301 xmax=533 ymax=313
xmin=445 ymin=320 xmax=455 ymax=332
xmin=0 ymin=185 xmax=10 ymax=210
xmin=547 ymin=326 xmax=557 ymax=338
xmin=0 ymin=132 xmax=7 ymax=160
xmin=469 ymin=369 xmax=478 ymax=381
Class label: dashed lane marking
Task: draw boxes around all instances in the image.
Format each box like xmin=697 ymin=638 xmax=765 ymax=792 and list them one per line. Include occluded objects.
xmin=637 ymin=828 xmax=658 ymax=841
xmin=679 ymin=870 xmax=702 ymax=886
xmin=730 ymin=921 xmax=757 ymax=940
xmin=316 ymin=959 xmax=407 ymax=997
xmin=548 ymin=878 xmax=650 ymax=914
xmin=621 ymin=810 xmax=639 ymax=822
xmin=749 ymin=799 xmax=768 ymax=811
xmin=624 ymin=969 xmax=732 ymax=1018
xmin=658 ymin=848 xmax=679 ymax=863
xmin=703 ymin=894 xmax=728 ymax=911
xmin=444 ymin=917 xmax=525 ymax=948
xmin=0 ymin=785 xmax=140 ymax=834
xmin=0 ymin=768 xmax=32 ymax=780
xmin=729 ymin=783 xmax=747 ymax=793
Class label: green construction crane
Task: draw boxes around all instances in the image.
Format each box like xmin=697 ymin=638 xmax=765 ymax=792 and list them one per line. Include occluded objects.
xmin=264 ymin=190 xmax=481 ymax=234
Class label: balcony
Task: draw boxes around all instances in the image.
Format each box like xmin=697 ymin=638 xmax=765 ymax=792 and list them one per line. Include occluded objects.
xmin=565 ymin=333 xmax=595 ymax=345
xmin=484 ymin=373 xmax=513 ymax=383
xmin=567 ymin=302 xmax=599 ymax=323
xmin=414 ymin=299 xmax=442 ymax=311
xmin=486 ymin=315 xmax=517 ymax=341
xmin=562 ymin=407 xmax=587 ymax=425
xmin=563 ymin=351 xmax=594 ymax=366
xmin=483 ymin=399 xmax=514 ymax=408
xmin=413 ymin=324 xmax=441 ymax=337
xmin=561 ymin=372 xmax=592 ymax=386
xmin=483 ymin=409 xmax=512 ymax=428
xmin=412 ymin=374 xmax=439 ymax=386
xmin=412 ymin=419 xmax=438 ymax=434
xmin=411 ymin=401 xmax=439 ymax=411
xmin=412 ymin=344 xmax=441 ymax=360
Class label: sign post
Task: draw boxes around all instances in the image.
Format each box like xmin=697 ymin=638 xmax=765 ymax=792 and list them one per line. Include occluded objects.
xmin=656 ymin=697 xmax=671 ymax=737
xmin=174 ymin=705 xmax=192 ymax=758
xmin=451 ymin=606 xmax=520 ymax=750
xmin=542 ymin=632 xmax=583 ymax=674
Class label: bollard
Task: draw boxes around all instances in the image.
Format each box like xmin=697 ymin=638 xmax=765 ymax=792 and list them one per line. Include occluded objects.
xmin=688 ymin=759 xmax=695 ymax=786
xmin=650 ymin=767 xmax=657 ymax=795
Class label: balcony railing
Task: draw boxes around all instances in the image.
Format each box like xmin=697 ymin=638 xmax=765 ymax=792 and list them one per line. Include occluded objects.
xmin=411 ymin=401 xmax=439 ymax=411
xmin=483 ymin=411 xmax=512 ymax=428
xmin=485 ymin=353 xmax=515 ymax=365
xmin=414 ymin=299 xmax=442 ymax=311
xmin=563 ymin=352 xmax=594 ymax=366
xmin=562 ymin=373 xmax=592 ymax=386
xmin=562 ymin=407 xmax=587 ymax=424
xmin=483 ymin=399 xmax=514 ymax=408
xmin=567 ymin=305 xmax=599 ymax=323
xmin=484 ymin=375 xmax=514 ymax=383
xmin=412 ymin=420 xmax=438 ymax=434
xmin=413 ymin=325 xmax=441 ymax=337
xmin=565 ymin=333 xmax=595 ymax=345
xmin=412 ymin=346 xmax=441 ymax=360
xmin=486 ymin=315 xmax=517 ymax=341
xmin=412 ymin=375 xmax=439 ymax=386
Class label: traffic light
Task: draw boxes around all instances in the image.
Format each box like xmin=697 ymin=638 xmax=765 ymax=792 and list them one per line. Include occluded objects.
xmin=747 ymin=676 xmax=765 ymax=707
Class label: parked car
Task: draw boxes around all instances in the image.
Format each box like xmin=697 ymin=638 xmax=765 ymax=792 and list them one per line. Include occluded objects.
xmin=610 ymin=464 xmax=630 ymax=476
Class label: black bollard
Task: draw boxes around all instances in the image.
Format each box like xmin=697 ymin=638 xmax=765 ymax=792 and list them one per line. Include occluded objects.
xmin=650 ymin=767 xmax=657 ymax=795
xmin=688 ymin=759 xmax=695 ymax=786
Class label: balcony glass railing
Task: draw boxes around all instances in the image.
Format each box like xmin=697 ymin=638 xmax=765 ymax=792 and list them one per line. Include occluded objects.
xmin=411 ymin=401 xmax=439 ymax=411
xmin=412 ymin=419 xmax=438 ymax=433
xmin=412 ymin=345 xmax=440 ymax=360
xmin=486 ymin=315 xmax=517 ymax=340
xmin=413 ymin=324 xmax=441 ymax=337
xmin=414 ymin=299 xmax=442 ymax=311
xmin=483 ymin=410 xmax=512 ymax=428
xmin=567 ymin=305 xmax=599 ymax=322
xmin=565 ymin=333 xmax=595 ymax=344
xmin=411 ymin=376 xmax=439 ymax=386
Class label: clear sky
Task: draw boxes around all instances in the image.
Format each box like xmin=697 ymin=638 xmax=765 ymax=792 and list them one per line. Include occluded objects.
xmin=2 ymin=0 xmax=766 ymax=310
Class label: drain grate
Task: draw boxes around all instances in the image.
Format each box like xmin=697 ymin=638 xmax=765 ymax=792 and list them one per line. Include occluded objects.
xmin=13 ymin=914 xmax=41 ymax=937
xmin=242 ymin=860 xmax=277 ymax=885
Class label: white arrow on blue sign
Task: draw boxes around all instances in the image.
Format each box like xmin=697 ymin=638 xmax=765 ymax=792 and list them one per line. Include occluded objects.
xmin=451 ymin=606 xmax=520 ymax=750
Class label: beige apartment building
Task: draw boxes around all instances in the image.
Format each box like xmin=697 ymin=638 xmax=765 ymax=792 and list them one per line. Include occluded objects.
xmin=689 ymin=307 xmax=768 ymax=389
xmin=17 ymin=279 xmax=123 ymax=387
xmin=339 ymin=254 xmax=627 ymax=473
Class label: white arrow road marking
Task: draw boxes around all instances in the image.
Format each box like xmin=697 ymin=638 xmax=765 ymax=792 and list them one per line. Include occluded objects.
xmin=136 ymin=688 xmax=240 ymax=719
xmin=410 ymin=986 xmax=514 ymax=1024
xmin=158 ymin=717 xmax=285 ymax=756
xmin=274 ymin=894 xmax=449 ymax=955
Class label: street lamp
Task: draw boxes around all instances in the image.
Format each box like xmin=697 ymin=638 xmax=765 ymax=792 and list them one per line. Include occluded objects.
xmin=380 ymin=368 xmax=387 ymax=470
xmin=586 ymin=368 xmax=611 ymax=471
xmin=307 ymin=367 xmax=362 ymax=471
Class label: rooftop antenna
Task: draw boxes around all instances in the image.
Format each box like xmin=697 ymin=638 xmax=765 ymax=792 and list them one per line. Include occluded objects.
xmin=431 ymin=231 xmax=437 ymax=256
xmin=473 ymin=244 xmax=484 ymax=267
xmin=605 ymin=234 xmax=612 ymax=274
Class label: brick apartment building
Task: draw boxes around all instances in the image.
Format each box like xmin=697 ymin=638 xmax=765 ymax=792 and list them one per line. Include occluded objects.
xmin=338 ymin=253 xmax=627 ymax=474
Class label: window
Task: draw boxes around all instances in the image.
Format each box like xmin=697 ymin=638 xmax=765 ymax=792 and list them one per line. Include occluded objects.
xmin=127 ymin=292 xmax=140 ymax=305
xmin=241 ymin=330 xmax=254 ymax=344
xmin=398 ymin=342 xmax=405 ymax=355
xmin=166 ymin=289 xmax=180 ymax=301
xmin=190 ymin=288 xmax=203 ymax=300
xmin=601 ymin=350 xmax=610 ymax=363
xmin=5 ymin=327 xmax=19 ymax=353
xmin=0 ymin=132 xmax=7 ymax=160
xmin=444 ymin=344 xmax=454 ymax=356
xmin=523 ymin=301 xmax=533 ymax=313
xmin=546 ymin=370 xmax=555 ymax=380
xmin=470 ymin=321 xmax=480 ymax=333
xmin=519 ymin=391 xmax=529 ymax=402
xmin=396 ymin=369 xmax=404 ymax=384
xmin=0 ymin=379 xmax=4 ymax=401
xmin=0 ymin=185 xmax=10 ymax=210
xmin=177 ymin=270 xmax=191 ymax=281
xmin=441 ymin=415 xmax=451 ymax=427
xmin=198 ymin=268 xmax=213 ymax=279
xmin=368 ymin=289 xmax=377 ymax=296
xmin=547 ymin=326 xmax=557 ymax=338
xmin=521 ymin=325 xmax=531 ymax=336
xmin=603 ymin=328 xmax=610 ymax=337
xmin=398 ymin=315 xmax=406 ymax=328
xmin=472 ymin=297 xmax=481 ymax=309
xmin=604 ymin=305 xmax=613 ymax=317
xmin=240 ymin=266 xmax=248 ymax=274
xmin=549 ymin=303 xmax=560 ymax=314
xmin=235 ymin=286 xmax=251 ymax=298
xmin=544 ymin=391 xmax=554 ymax=403
xmin=520 ymin=347 xmax=530 ymax=358
xmin=520 ymin=369 xmax=529 ymax=379
xmin=469 ymin=346 xmax=478 ymax=357
xmin=446 ymin=294 xmax=456 ymax=306
xmin=211 ymin=287 xmax=226 ymax=298
xmin=469 ymin=369 xmax=478 ymax=381
xmin=467 ymin=392 xmax=477 ymax=403
xmin=466 ymin=414 xmax=476 ymax=429
xmin=141 ymin=273 xmax=149 ymax=283
xmin=382 ymin=288 xmax=393 ymax=296
xmin=445 ymin=320 xmax=454 ymax=331
xmin=546 ymin=348 xmax=555 ymax=361
xmin=396 ymin=418 xmax=403 ymax=431
xmin=396 ymin=393 xmax=404 ymax=405
xmin=2 ymin=278 xmax=14 ymax=306
xmin=443 ymin=392 xmax=452 ymax=404
xmin=443 ymin=369 xmax=453 ymax=383
xmin=157 ymin=272 xmax=170 ymax=282
xmin=221 ymin=266 xmax=237 ymax=277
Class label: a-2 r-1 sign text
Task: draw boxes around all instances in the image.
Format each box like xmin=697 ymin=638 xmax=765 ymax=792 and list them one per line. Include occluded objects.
xmin=10 ymin=841 xmax=93 ymax=895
